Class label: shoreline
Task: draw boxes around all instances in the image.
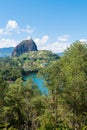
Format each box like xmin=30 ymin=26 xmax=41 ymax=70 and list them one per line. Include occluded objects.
xmin=22 ymin=70 xmax=38 ymax=76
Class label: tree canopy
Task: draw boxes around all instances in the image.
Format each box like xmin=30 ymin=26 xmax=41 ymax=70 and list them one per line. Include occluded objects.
xmin=0 ymin=41 xmax=87 ymax=130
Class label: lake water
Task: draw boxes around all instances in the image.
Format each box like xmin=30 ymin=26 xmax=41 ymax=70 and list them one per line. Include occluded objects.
xmin=23 ymin=73 xmax=48 ymax=94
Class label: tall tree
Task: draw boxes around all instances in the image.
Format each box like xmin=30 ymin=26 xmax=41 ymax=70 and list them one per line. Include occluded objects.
xmin=40 ymin=41 xmax=87 ymax=129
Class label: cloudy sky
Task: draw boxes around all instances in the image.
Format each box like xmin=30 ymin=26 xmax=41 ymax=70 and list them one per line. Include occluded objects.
xmin=0 ymin=0 xmax=87 ymax=52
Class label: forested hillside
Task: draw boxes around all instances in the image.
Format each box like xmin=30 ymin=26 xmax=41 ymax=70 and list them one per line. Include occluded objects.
xmin=0 ymin=41 xmax=87 ymax=130
xmin=0 ymin=50 xmax=59 ymax=82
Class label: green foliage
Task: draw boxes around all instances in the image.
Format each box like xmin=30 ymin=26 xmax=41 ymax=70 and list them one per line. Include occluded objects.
xmin=0 ymin=41 xmax=87 ymax=129
xmin=0 ymin=77 xmax=45 ymax=130
xmin=38 ymin=41 xmax=87 ymax=129
xmin=0 ymin=50 xmax=59 ymax=81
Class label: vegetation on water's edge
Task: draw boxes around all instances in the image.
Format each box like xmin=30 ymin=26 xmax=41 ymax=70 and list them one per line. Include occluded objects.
xmin=0 ymin=41 xmax=87 ymax=130
xmin=0 ymin=50 xmax=59 ymax=81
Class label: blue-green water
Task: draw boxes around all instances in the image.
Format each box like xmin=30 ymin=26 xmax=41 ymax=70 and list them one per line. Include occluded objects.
xmin=23 ymin=73 xmax=48 ymax=94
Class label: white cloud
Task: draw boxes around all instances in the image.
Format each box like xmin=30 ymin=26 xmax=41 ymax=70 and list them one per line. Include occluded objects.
xmin=34 ymin=35 xmax=70 ymax=53
xmin=0 ymin=20 xmax=19 ymax=35
xmin=0 ymin=37 xmax=70 ymax=52
xmin=37 ymin=41 xmax=70 ymax=53
xmin=0 ymin=20 xmax=34 ymax=36
xmin=0 ymin=29 xmax=4 ymax=34
xmin=0 ymin=39 xmax=18 ymax=48
xmin=21 ymin=25 xmax=34 ymax=34
xmin=0 ymin=28 xmax=10 ymax=35
xmin=35 ymin=35 xmax=49 ymax=47
xmin=58 ymin=35 xmax=70 ymax=42
xmin=6 ymin=20 xmax=19 ymax=31
xmin=80 ymin=39 xmax=87 ymax=43
xmin=0 ymin=33 xmax=71 ymax=52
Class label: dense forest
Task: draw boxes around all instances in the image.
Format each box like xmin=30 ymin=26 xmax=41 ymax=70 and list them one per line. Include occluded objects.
xmin=0 ymin=41 xmax=87 ymax=130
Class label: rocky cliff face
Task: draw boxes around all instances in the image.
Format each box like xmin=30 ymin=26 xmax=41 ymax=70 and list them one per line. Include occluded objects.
xmin=12 ymin=39 xmax=38 ymax=56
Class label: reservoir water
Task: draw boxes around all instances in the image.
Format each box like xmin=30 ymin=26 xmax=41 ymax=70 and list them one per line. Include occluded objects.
xmin=23 ymin=73 xmax=48 ymax=94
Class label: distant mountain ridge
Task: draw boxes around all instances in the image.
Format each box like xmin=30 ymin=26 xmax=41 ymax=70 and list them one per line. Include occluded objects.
xmin=0 ymin=47 xmax=14 ymax=57
xmin=58 ymin=52 xmax=63 ymax=56
xmin=0 ymin=47 xmax=63 ymax=57
xmin=0 ymin=39 xmax=63 ymax=57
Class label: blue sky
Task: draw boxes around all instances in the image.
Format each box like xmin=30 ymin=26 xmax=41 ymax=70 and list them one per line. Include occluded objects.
xmin=0 ymin=0 xmax=87 ymax=52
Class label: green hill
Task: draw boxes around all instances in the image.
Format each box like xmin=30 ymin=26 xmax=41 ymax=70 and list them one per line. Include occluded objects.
xmin=12 ymin=50 xmax=59 ymax=72
xmin=0 ymin=50 xmax=59 ymax=81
